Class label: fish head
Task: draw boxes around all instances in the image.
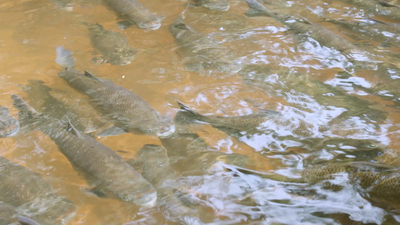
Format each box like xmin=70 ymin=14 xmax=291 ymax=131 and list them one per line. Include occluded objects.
xmin=200 ymin=0 xmax=230 ymax=11
xmin=110 ymin=180 xmax=157 ymax=207
xmin=136 ymin=14 xmax=165 ymax=30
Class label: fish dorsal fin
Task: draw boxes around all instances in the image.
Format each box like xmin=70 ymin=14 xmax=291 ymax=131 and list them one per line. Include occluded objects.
xmin=378 ymin=0 xmax=399 ymax=8
xmin=297 ymin=14 xmax=313 ymax=24
xmin=67 ymin=119 xmax=82 ymax=138
xmin=84 ymin=70 xmax=102 ymax=82
xmin=366 ymin=17 xmax=387 ymax=24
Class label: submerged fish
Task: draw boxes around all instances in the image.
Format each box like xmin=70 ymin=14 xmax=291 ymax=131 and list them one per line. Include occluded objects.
xmin=12 ymin=95 xmax=157 ymax=207
xmin=337 ymin=0 xmax=400 ymax=20
xmin=0 ymin=155 xmax=76 ymax=225
xmin=56 ymin=47 xmax=175 ymax=138
xmin=21 ymin=79 xmax=103 ymax=134
xmin=83 ymin=22 xmax=137 ymax=65
xmin=176 ymin=150 xmax=250 ymax=174
xmin=169 ymin=15 xmax=241 ymax=74
xmin=190 ymin=0 xmax=230 ymax=11
xmin=103 ymin=0 xmax=164 ymax=30
xmin=247 ymin=161 xmax=400 ymax=208
xmin=0 ymin=202 xmax=42 ymax=225
xmin=0 ymin=105 xmax=19 ymax=137
xmin=245 ymin=0 xmax=374 ymax=68
xmin=325 ymin=18 xmax=400 ymax=44
xmin=135 ymin=145 xmax=198 ymax=223
xmin=239 ymin=65 xmax=388 ymax=123
xmin=176 ymin=100 xmax=282 ymax=131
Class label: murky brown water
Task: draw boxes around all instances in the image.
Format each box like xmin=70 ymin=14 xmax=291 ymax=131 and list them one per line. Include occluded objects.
xmin=1 ymin=0 xmax=400 ymax=224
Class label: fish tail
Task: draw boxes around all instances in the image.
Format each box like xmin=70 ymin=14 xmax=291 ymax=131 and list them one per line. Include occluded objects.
xmin=244 ymin=0 xmax=270 ymax=17
xmin=176 ymin=100 xmax=203 ymax=120
xmin=11 ymin=95 xmax=41 ymax=119
xmin=55 ymin=46 xmax=75 ymax=69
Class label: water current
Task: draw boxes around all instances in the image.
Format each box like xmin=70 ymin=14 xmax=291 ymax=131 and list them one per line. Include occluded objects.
xmin=0 ymin=0 xmax=400 ymax=224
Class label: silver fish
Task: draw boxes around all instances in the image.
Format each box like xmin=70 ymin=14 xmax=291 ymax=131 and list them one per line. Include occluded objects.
xmin=0 ymin=155 xmax=76 ymax=225
xmin=190 ymin=0 xmax=230 ymax=11
xmin=169 ymin=15 xmax=241 ymax=74
xmin=12 ymin=95 xmax=157 ymax=207
xmin=56 ymin=47 xmax=175 ymax=138
xmin=103 ymin=0 xmax=164 ymax=30
xmin=136 ymin=145 xmax=198 ymax=223
xmin=83 ymin=22 xmax=137 ymax=65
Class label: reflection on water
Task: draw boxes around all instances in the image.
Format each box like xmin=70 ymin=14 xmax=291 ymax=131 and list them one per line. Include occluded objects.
xmin=0 ymin=0 xmax=400 ymax=224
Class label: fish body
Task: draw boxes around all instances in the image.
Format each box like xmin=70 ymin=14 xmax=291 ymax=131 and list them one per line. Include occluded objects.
xmin=0 ymin=155 xmax=76 ymax=225
xmin=83 ymin=23 xmax=137 ymax=65
xmin=176 ymin=150 xmax=249 ymax=174
xmin=0 ymin=202 xmax=43 ymax=225
xmin=12 ymin=95 xmax=157 ymax=207
xmin=0 ymin=202 xmax=20 ymax=225
xmin=136 ymin=145 xmax=197 ymax=222
xmin=239 ymin=65 xmax=388 ymax=123
xmin=0 ymin=105 xmax=19 ymax=137
xmin=176 ymin=100 xmax=282 ymax=131
xmin=56 ymin=47 xmax=174 ymax=138
xmin=245 ymin=0 xmax=368 ymax=61
xmin=103 ymin=0 xmax=164 ymax=30
xmin=169 ymin=16 xmax=241 ymax=74
xmin=338 ymin=0 xmax=400 ymax=20
xmin=21 ymin=79 xmax=102 ymax=134
xmin=326 ymin=18 xmax=400 ymax=44
xmin=191 ymin=0 xmax=230 ymax=11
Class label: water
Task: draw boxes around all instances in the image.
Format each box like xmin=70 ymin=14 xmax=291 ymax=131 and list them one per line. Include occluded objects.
xmin=0 ymin=0 xmax=400 ymax=224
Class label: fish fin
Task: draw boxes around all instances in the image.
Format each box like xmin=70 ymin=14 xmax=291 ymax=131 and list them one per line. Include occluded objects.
xmin=378 ymin=0 xmax=399 ymax=8
xmin=83 ymin=185 xmax=108 ymax=198
xmin=97 ymin=125 xmax=126 ymax=136
xmin=175 ymin=100 xmax=203 ymax=119
xmin=56 ymin=46 xmax=75 ymax=69
xmin=11 ymin=95 xmax=41 ymax=118
xmin=116 ymin=21 xmax=133 ymax=30
xmin=66 ymin=119 xmax=83 ymax=138
xmin=18 ymin=216 xmax=43 ymax=225
xmin=245 ymin=0 xmax=269 ymax=17
xmin=83 ymin=70 xmax=102 ymax=81
xmin=366 ymin=17 xmax=387 ymax=24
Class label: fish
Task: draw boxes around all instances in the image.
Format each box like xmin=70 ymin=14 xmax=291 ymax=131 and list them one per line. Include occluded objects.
xmin=103 ymin=0 xmax=164 ymax=30
xmin=176 ymin=100 xmax=282 ymax=131
xmin=244 ymin=161 xmax=400 ymax=208
xmin=244 ymin=0 xmax=375 ymax=68
xmin=20 ymin=79 xmax=103 ymax=134
xmin=135 ymin=145 xmax=198 ymax=223
xmin=82 ymin=22 xmax=137 ymax=65
xmin=239 ymin=65 xmax=388 ymax=124
xmin=0 ymin=105 xmax=19 ymax=137
xmin=56 ymin=47 xmax=175 ymax=138
xmin=0 ymin=155 xmax=76 ymax=225
xmin=176 ymin=150 xmax=250 ymax=174
xmin=324 ymin=18 xmax=400 ymax=44
xmin=12 ymin=95 xmax=158 ymax=207
xmin=169 ymin=15 xmax=241 ymax=74
xmin=190 ymin=0 xmax=230 ymax=11
xmin=337 ymin=0 xmax=400 ymax=20
xmin=0 ymin=202 xmax=43 ymax=225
